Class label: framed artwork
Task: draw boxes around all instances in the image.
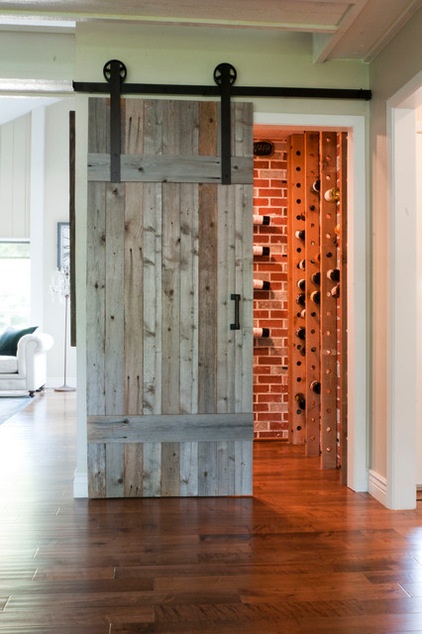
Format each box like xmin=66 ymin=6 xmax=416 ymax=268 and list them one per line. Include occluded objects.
xmin=57 ymin=221 xmax=70 ymax=270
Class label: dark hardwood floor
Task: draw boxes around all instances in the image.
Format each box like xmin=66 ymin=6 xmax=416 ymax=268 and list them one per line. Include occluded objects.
xmin=1 ymin=390 xmax=422 ymax=633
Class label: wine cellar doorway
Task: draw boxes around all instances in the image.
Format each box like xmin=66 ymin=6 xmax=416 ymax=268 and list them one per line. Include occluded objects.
xmin=253 ymin=127 xmax=347 ymax=479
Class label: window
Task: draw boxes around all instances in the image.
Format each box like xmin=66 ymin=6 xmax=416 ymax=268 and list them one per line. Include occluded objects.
xmin=0 ymin=241 xmax=31 ymax=332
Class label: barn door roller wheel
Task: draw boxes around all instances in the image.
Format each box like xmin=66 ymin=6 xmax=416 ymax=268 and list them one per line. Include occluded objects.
xmin=213 ymin=63 xmax=237 ymax=87
xmin=103 ymin=59 xmax=127 ymax=83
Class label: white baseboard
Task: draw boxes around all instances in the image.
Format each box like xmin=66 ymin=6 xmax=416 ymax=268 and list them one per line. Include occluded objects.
xmin=368 ymin=469 xmax=387 ymax=507
xmin=73 ymin=469 xmax=88 ymax=498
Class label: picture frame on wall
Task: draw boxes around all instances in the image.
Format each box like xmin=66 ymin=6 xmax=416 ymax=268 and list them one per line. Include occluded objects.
xmin=57 ymin=221 xmax=70 ymax=271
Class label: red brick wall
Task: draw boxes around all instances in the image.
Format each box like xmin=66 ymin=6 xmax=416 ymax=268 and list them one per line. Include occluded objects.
xmin=253 ymin=139 xmax=289 ymax=440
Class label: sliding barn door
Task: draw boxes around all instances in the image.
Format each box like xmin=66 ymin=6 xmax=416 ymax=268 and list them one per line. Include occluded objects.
xmin=86 ymin=98 xmax=254 ymax=497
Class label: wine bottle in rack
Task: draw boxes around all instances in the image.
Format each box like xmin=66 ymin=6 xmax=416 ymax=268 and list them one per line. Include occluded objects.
xmin=326 ymin=268 xmax=340 ymax=282
xmin=296 ymin=293 xmax=306 ymax=307
xmin=310 ymin=380 xmax=321 ymax=394
xmin=253 ymin=327 xmax=270 ymax=338
xmin=324 ymin=187 xmax=340 ymax=203
xmin=311 ymin=179 xmax=320 ymax=194
xmin=310 ymin=252 xmax=320 ymax=265
xmin=296 ymin=327 xmax=306 ymax=340
xmin=311 ymin=271 xmax=320 ymax=285
xmin=299 ymin=308 xmax=306 ymax=319
xmin=297 ymin=259 xmax=306 ymax=271
xmin=297 ymin=278 xmax=306 ymax=291
xmin=330 ymin=284 xmax=340 ymax=298
xmin=253 ymin=214 xmax=270 ymax=225
xmin=253 ymin=279 xmax=270 ymax=290
xmin=310 ymin=290 xmax=320 ymax=304
xmin=253 ymin=245 xmax=270 ymax=257
xmin=295 ymin=230 xmax=305 ymax=241
xmin=295 ymin=393 xmax=306 ymax=410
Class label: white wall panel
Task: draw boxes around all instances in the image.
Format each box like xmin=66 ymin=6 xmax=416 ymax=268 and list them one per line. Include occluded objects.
xmin=0 ymin=115 xmax=30 ymax=239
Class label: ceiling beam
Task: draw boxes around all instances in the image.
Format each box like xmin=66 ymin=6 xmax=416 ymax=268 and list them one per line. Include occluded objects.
xmin=313 ymin=0 xmax=369 ymax=63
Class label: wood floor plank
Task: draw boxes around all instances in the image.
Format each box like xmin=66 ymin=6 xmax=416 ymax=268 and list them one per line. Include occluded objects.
xmin=1 ymin=391 xmax=422 ymax=633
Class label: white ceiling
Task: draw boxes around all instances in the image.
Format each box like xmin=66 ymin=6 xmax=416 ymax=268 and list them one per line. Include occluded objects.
xmin=0 ymin=0 xmax=420 ymax=63
xmin=0 ymin=0 xmax=420 ymax=123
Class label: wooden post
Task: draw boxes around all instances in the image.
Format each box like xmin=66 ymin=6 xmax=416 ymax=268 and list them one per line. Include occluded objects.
xmin=287 ymin=135 xmax=306 ymax=445
xmin=319 ymin=132 xmax=338 ymax=469
xmin=304 ymin=132 xmax=321 ymax=457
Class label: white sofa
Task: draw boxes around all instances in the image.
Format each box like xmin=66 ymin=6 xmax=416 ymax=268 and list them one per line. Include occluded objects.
xmin=0 ymin=332 xmax=54 ymax=396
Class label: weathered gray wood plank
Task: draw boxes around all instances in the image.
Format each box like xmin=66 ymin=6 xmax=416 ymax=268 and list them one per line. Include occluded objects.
xmin=87 ymin=99 xmax=109 ymax=418
xmin=105 ymin=443 xmax=124 ymax=497
xmin=87 ymin=443 xmax=106 ymax=498
xmin=144 ymin=100 xmax=163 ymax=155
xmin=217 ymin=185 xmax=236 ymax=414
xmin=142 ymin=183 xmax=162 ymax=415
xmin=236 ymin=185 xmax=254 ymax=414
xmin=124 ymin=443 xmax=144 ymax=497
xmin=161 ymin=442 xmax=180 ymax=496
xmin=179 ymin=441 xmax=199 ymax=496
xmin=88 ymin=98 xmax=109 ymax=154
xmin=198 ymin=441 xmax=217 ymax=496
xmin=88 ymin=413 xmax=253 ymax=442
xmin=86 ymin=183 xmax=106 ymax=416
xmin=124 ymin=182 xmax=144 ymax=414
xmin=124 ymin=101 xmax=145 ymax=415
xmin=179 ymin=184 xmax=199 ymax=415
xmin=235 ymin=440 xmax=253 ymax=495
xmin=104 ymin=183 xmax=126 ymax=415
xmin=198 ymin=182 xmax=217 ymax=414
xmin=88 ymin=153 xmax=253 ymax=183
xmin=161 ymin=183 xmax=181 ymax=414
xmin=142 ymin=442 xmax=161 ymax=496
xmin=124 ymin=98 xmax=144 ymax=155
xmin=217 ymin=440 xmax=236 ymax=495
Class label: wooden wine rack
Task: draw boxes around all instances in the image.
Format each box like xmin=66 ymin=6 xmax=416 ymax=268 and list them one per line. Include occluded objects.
xmin=287 ymin=135 xmax=306 ymax=445
xmin=304 ymin=132 xmax=320 ymax=458
xmin=287 ymin=131 xmax=347 ymax=469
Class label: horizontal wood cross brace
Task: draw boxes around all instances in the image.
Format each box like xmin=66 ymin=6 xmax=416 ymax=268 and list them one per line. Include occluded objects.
xmin=88 ymin=413 xmax=254 ymax=443
xmin=88 ymin=153 xmax=253 ymax=184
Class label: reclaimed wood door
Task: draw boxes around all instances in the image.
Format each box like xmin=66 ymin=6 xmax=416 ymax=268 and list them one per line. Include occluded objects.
xmin=86 ymin=98 xmax=254 ymax=497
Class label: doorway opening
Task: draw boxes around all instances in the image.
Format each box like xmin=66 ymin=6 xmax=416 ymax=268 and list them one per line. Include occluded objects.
xmin=252 ymin=113 xmax=368 ymax=494
xmin=252 ymin=126 xmax=347 ymax=475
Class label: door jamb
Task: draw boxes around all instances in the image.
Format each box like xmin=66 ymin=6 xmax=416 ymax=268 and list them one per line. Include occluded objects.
xmin=254 ymin=112 xmax=368 ymax=492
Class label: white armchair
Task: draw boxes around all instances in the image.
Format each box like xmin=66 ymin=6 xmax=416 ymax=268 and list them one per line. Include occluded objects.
xmin=0 ymin=332 xmax=54 ymax=396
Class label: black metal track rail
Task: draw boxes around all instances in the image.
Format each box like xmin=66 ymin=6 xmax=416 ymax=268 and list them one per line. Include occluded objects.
xmin=75 ymin=60 xmax=371 ymax=183
xmin=73 ymin=80 xmax=371 ymax=101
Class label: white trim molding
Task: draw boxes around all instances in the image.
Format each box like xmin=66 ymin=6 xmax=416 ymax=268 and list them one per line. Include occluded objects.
xmin=73 ymin=469 xmax=88 ymax=498
xmin=368 ymin=469 xmax=387 ymax=507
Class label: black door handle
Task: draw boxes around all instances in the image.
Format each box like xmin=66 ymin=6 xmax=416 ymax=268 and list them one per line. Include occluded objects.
xmin=230 ymin=294 xmax=241 ymax=330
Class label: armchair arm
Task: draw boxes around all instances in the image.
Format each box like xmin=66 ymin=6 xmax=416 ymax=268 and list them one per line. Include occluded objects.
xmin=17 ymin=333 xmax=54 ymax=378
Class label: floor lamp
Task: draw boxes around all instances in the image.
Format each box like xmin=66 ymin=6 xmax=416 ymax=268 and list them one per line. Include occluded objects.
xmin=50 ymin=266 xmax=76 ymax=392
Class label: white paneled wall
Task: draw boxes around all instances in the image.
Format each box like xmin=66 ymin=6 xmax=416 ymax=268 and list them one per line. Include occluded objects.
xmin=0 ymin=114 xmax=31 ymax=239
